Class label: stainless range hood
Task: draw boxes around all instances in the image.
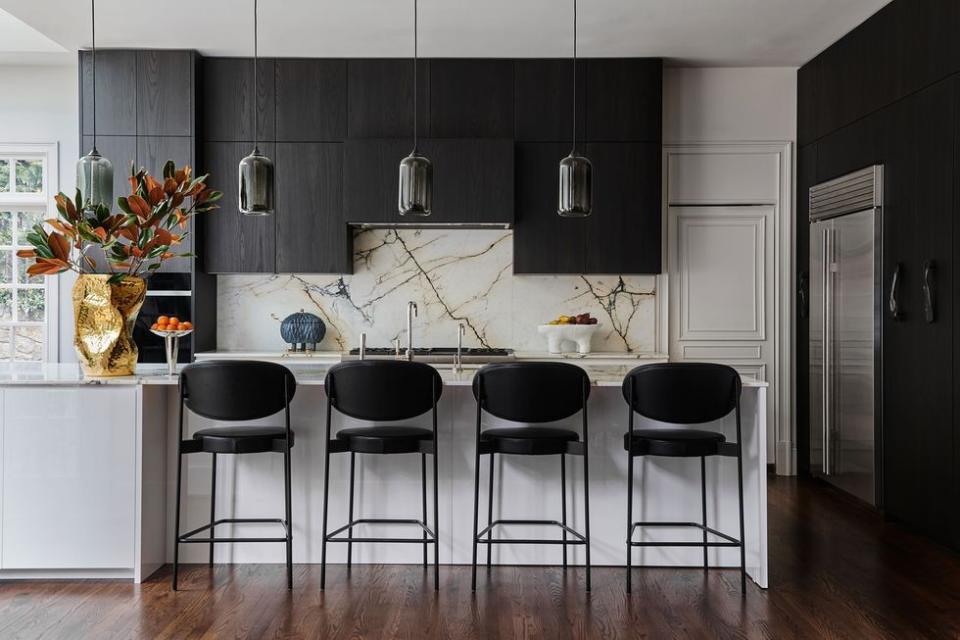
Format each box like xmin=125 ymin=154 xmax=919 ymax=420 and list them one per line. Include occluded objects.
xmin=349 ymin=222 xmax=513 ymax=230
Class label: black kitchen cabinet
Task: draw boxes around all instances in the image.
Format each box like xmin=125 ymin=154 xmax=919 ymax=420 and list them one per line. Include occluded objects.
xmin=513 ymin=143 xmax=587 ymax=274
xmin=136 ymin=50 xmax=195 ymax=137
xmin=137 ymin=136 xmax=195 ymax=273
xmin=199 ymin=141 xmax=276 ymax=273
xmin=275 ymin=143 xmax=346 ymax=273
xmin=200 ymin=58 xmax=275 ymax=142
xmin=514 ymin=60 xmax=585 ymax=142
xmin=275 ymin=59 xmax=346 ymax=142
xmin=584 ymin=59 xmax=662 ymax=142
xmin=347 ymin=59 xmax=429 ymax=138
xmin=796 ymin=142 xmax=817 ymax=477
xmin=429 ymin=60 xmax=514 ymax=138
xmin=343 ymin=138 xmax=514 ymax=226
xmin=80 ymin=50 xmax=136 ymax=136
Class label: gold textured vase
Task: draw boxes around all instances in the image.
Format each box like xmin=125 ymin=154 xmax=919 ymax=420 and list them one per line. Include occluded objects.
xmin=73 ymin=274 xmax=146 ymax=377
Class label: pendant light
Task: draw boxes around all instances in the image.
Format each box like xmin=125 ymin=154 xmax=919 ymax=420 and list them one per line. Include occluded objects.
xmin=239 ymin=0 xmax=274 ymax=216
xmin=558 ymin=0 xmax=592 ymax=218
xmin=77 ymin=0 xmax=114 ymax=212
xmin=398 ymin=0 xmax=432 ymax=216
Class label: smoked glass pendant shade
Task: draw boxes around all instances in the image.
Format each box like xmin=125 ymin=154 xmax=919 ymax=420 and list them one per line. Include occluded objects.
xmin=238 ymin=147 xmax=274 ymax=216
xmin=398 ymin=151 xmax=432 ymax=216
xmin=558 ymin=152 xmax=592 ymax=217
xmin=76 ymin=147 xmax=113 ymax=211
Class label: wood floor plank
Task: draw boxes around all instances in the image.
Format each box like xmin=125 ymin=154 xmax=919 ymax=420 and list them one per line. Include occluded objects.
xmin=1 ymin=477 xmax=960 ymax=639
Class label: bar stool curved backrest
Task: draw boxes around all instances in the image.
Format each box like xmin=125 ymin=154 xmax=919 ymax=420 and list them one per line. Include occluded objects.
xmin=621 ymin=362 xmax=740 ymax=424
xmin=181 ymin=360 xmax=297 ymax=421
xmin=473 ymin=361 xmax=590 ymax=423
xmin=325 ymin=360 xmax=443 ymax=421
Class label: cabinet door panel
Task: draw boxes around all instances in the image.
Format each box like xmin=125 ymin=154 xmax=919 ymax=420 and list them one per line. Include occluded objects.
xmin=136 ymin=50 xmax=194 ymax=136
xmin=199 ymin=141 xmax=276 ymax=273
xmin=137 ymin=136 xmax=195 ymax=273
xmin=80 ymin=50 xmax=136 ymax=136
xmin=200 ymin=58 xmax=275 ymax=142
xmin=513 ymin=142 xmax=587 ymax=274
xmin=1 ymin=387 xmax=136 ymax=569
xmin=515 ymin=60 xmax=584 ymax=142
xmin=347 ymin=59 xmax=429 ymax=138
xmin=275 ymin=59 xmax=346 ymax=141
xmin=584 ymin=59 xmax=661 ymax=142
xmin=584 ymin=142 xmax=661 ymax=274
xmin=275 ymin=143 xmax=345 ymax=273
xmin=429 ymin=60 xmax=514 ymax=138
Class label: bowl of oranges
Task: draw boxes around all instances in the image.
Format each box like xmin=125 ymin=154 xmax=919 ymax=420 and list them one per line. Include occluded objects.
xmin=149 ymin=315 xmax=193 ymax=338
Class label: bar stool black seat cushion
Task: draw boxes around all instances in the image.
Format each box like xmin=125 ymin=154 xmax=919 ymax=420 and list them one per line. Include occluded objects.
xmin=337 ymin=425 xmax=433 ymax=454
xmin=193 ymin=426 xmax=294 ymax=454
xmin=624 ymin=428 xmax=725 ymax=457
xmin=481 ymin=426 xmax=579 ymax=455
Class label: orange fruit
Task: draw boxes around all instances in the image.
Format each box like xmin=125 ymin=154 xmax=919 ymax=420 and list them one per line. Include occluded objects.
xmin=167 ymin=322 xmax=180 ymax=331
xmin=180 ymin=321 xmax=193 ymax=330
xmin=167 ymin=317 xmax=180 ymax=326
xmin=151 ymin=322 xmax=159 ymax=330
xmin=157 ymin=315 xmax=169 ymax=325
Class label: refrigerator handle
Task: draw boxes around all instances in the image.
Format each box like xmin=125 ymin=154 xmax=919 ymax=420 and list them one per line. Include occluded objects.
xmin=922 ymin=260 xmax=936 ymax=324
xmin=889 ymin=263 xmax=902 ymax=321
xmin=798 ymin=271 xmax=809 ymax=319
xmin=822 ymin=228 xmax=832 ymax=475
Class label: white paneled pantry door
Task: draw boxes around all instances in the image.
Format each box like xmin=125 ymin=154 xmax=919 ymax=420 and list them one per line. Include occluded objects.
xmin=664 ymin=143 xmax=792 ymax=473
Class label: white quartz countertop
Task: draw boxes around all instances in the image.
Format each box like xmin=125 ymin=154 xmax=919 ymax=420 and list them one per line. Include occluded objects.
xmin=0 ymin=362 xmax=767 ymax=388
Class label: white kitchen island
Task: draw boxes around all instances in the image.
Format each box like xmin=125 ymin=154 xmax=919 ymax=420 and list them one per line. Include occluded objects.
xmin=0 ymin=361 xmax=768 ymax=588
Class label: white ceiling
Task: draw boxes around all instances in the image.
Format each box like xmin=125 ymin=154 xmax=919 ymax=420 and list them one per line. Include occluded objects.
xmin=0 ymin=0 xmax=889 ymax=66
xmin=0 ymin=8 xmax=69 ymax=64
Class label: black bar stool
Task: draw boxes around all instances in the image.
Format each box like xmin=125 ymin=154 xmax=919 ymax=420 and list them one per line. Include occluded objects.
xmin=470 ymin=362 xmax=592 ymax=592
xmin=172 ymin=361 xmax=296 ymax=591
xmin=622 ymin=362 xmax=746 ymax=595
xmin=320 ymin=360 xmax=442 ymax=590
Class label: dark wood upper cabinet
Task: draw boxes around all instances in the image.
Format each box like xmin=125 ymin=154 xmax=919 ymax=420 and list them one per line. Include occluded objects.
xmin=136 ymin=50 xmax=194 ymax=137
xmin=199 ymin=141 xmax=276 ymax=273
xmin=137 ymin=136 xmax=195 ymax=273
xmin=275 ymin=59 xmax=347 ymax=142
xmin=514 ymin=60 xmax=585 ymax=142
xmin=200 ymin=58 xmax=275 ymax=142
xmin=513 ymin=143 xmax=587 ymax=274
xmin=584 ymin=59 xmax=661 ymax=142
xmin=429 ymin=60 xmax=514 ymax=138
xmin=343 ymin=138 xmax=514 ymax=225
xmin=347 ymin=59 xmax=429 ymax=138
xmin=583 ymin=142 xmax=661 ymax=274
xmin=275 ymin=143 xmax=346 ymax=273
xmin=80 ymin=50 xmax=136 ymax=136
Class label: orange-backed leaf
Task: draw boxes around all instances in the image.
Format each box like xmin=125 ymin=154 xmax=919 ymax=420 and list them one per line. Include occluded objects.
xmin=145 ymin=174 xmax=162 ymax=193
xmin=45 ymin=218 xmax=76 ymax=236
xmin=174 ymin=169 xmax=186 ymax=184
xmin=170 ymin=233 xmax=182 ymax=245
xmin=28 ymin=258 xmax=70 ymax=276
xmin=48 ymin=233 xmax=71 ymax=262
xmin=16 ymin=249 xmax=36 ymax=258
xmin=111 ymin=261 xmax=131 ymax=269
xmin=148 ymin=185 xmax=165 ymax=206
xmin=174 ymin=208 xmax=188 ymax=229
xmin=163 ymin=177 xmax=177 ymax=195
xmin=128 ymin=174 xmax=138 ymax=194
xmin=160 ymin=252 xmax=175 ymax=260
xmin=131 ymin=247 xmax=143 ymax=258
xmin=93 ymin=227 xmax=108 ymax=242
xmin=171 ymin=192 xmax=184 ymax=208
xmin=118 ymin=227 xmax=138 ymax=243
xmin=55 ymin=194 xmax=79 ymax=221
xmin=154 ymin=228 xmax=172 ymax=247
xmin=128 ymin=195 xmax=152 ymax=218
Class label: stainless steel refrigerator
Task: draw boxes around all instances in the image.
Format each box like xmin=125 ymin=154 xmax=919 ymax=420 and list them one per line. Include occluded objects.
xmin=809 ymin=165 xmax=882 ymax=505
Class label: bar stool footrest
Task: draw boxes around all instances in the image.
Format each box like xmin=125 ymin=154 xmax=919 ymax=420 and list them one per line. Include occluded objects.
xmin=325 ymin=518 xmax=437 ymax=543
xmin=178 ymin=518 xmax=289 ymax=544
xmin=628 ymin=521 xmax=741 ymax=547
xmin=476 ymin=519 xmax=588 ymax=545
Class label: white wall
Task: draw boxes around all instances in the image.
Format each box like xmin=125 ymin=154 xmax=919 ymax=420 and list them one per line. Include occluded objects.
xmin=663 ymin=67 xmax=797 ymax=142
xmin=0 ymin=62 xmax=79 ymax=361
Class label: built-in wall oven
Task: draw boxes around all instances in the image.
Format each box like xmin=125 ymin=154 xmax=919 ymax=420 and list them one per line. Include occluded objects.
xmin=809 ymin=165 xmax=882 ymax=506
xmin=132 ymin=273 xmax=192 ymax=363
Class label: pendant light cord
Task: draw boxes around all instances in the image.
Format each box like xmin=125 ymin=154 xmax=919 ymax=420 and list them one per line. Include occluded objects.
xmin=91 ymin=0 xmax=97 ymax=150
xmin=413 ymin=0 xmax=419 ymax=152
xmin=252 ymin=0 xmax=259 ymax=152
xmin=571 ymin=0 xmax=577 ymax=154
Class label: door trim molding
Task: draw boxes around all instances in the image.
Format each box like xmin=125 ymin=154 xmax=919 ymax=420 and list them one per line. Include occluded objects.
xmin=662 ymin=141 xmax=795 ymax=475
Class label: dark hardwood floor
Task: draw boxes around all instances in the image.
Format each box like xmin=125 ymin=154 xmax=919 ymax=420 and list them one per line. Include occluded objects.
xmin=1 ymin=476 xmax=959 ymax=639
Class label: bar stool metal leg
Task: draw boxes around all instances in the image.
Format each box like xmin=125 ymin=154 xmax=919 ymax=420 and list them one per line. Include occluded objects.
xmin=283 ymin=438 xmax=293 ymax=590
xmin=486 ymin=453 xmax=495 ymax=569
xmin=561 ymin=453 xmax=568 ymax=569
xmin=347 ymin=452 xmax=356 ymax=569
xmin=209 ymin=453 xmax=217 ymax=567
xmin=582 ymin=389 xmax=592 ymax=593
xmin=470 ymin=447 xmax=481 ymax=589
xmin=172 ymin=447 xmax=184 ymax=591
xmin=421 ymin=453 xmax=428 ymax=569
xmin=626 ymin=440 xmax=634 ymax=593
xmin=736 ymin=442 xmax=747 ymax=595
xmin=701 ymin=456 xmax=708 ymax=570
xmin=320 ymin=405 xmax=332 ymax=591
xmin=432 ymin=411 xmax=440 ymax=590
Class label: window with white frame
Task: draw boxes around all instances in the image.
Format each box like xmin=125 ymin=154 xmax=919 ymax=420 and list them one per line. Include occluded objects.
xmin=0 ymin=144 xmax=60 ymax=362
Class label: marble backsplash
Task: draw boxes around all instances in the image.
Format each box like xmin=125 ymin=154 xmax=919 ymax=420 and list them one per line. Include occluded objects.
xmin=217 ymin=229 xmax=657 ymax=353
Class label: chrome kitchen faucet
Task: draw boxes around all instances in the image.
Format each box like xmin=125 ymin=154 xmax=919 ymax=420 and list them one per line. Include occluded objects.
xmin=406 ymin=301 xmax=418 ymax=361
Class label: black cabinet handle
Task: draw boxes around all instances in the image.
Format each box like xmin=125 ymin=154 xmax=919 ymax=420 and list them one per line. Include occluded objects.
xmin=922 ymin=260 xmax=936 ymax=324
xmin=889 ymin=263 xmax=902 ymax=321
xmin=798 ymin=271 xmax=809 ymax=319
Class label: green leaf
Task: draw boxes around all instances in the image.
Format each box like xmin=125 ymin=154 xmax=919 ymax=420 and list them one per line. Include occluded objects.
xmin=147 ymin=262 xmax=162 ymax=271
xmin=163 ymin=160 xmax=175 ymax=180
xmin=106 ymin=273 xmax=126 ymax=285
xmin=117 ymin=197 xmax=133 ymax=214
